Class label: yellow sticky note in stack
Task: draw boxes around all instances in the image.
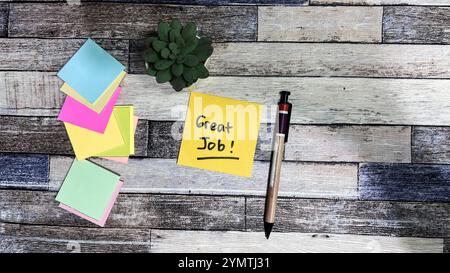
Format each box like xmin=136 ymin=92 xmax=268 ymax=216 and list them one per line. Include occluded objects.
xmin=177 ymin=91 xmax=262 ymax=177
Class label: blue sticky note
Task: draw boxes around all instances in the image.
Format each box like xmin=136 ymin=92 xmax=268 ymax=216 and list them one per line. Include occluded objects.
xmin=57 ymin=39 xmax=125 ymax=104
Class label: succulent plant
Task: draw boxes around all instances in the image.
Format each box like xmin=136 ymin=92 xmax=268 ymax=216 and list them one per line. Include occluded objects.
xmin=143 ymin=19 xmax=214 ymax=91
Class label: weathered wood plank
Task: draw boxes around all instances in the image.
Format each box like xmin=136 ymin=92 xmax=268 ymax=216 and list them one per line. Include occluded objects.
xmin=445 ymin=239 xmax=449 ymax=253
xmin=0 ymin=3 xmax=7 ymax=38
xmin=311 ymin=0 xmax=450 ymax=5
xmin=258 ymin=6 xmax=382 ymax=42
xmin=8 ymin=3 xmax=256 ymax=41
xmin=0 ymin=154 xmax=49 ymax=190
xmin=383 ymin=7 xmax=450 ymax=44
xmin=0 ymin=116 xmax=148 ymax=156
xmin=285 ymin=125 xmax=411 ymax=163
xmin=412 ymin=127 xmax=450 ymax=164
xmin=205 ymin=43 xmax=450 ymax=78
xmin=49 ymin=156 xmax=358 ymax=198
xmin=246 ymin=197 xmax=450 ymax=237
xmin=0 ymin=223 xmax=151 ymax=253
xmin=0 ymin=38 xmax=128 ymax=71
xmin=1 ymin=0 xmax=307 ymax=3
xmin=0 ymin=190 xmax=245 ymax=230
xmin=359 ymin=163 xmax=450 ymax=202
xmin=4 ymin=74 xmax=450 ymax=126
xmin=151 ymin=230 xmax=443 ymax=253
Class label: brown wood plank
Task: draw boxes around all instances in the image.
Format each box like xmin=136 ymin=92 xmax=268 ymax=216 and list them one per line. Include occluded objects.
xmin=383 ymin=7 xmax=450 ymax=44
xmin=0 ymin=38 xmax=128 ymax=71
xmin=0 ymin=116 xmax=148 ymax=157
xmin=8 ymin=3 xmax=257 ymax=41
xmin=0 ymin=223 xmax=151 ymax=253
xmin=0 ymin=190 xmax=245 ymax=230
xmin=246 ymin=197 xmax=450 ymax=237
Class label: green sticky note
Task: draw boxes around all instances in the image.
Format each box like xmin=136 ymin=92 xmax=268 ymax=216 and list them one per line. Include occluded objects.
xmin=55 ymin=159 xmax=121 ymax=220
xmin=95 ymin=106 xmax=135 ymax=157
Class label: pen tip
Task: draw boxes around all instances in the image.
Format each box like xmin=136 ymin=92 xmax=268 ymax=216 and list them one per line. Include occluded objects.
xmin=264 ymin=222 xmax=273 ymax=239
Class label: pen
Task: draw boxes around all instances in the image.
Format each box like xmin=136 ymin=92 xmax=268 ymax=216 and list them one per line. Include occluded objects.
xmin=264 ymin=91 xmax=292 ymax=239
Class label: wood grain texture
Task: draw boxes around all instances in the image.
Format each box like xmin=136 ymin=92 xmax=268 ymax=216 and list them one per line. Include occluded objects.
xmin=285 ymin=125 xmax=411 ymax=163
xmin=8 ymin=3 xmax=256 ymax=41
xmin=412 ymin=127 xmax=450 ymax=164
xmin=0 ymin=154 xmax=49 ymax=190
xmin=0 ymin=223 xmax=151 ymax=253
xmin=359 ymin=163 xmax=450 ymax=202
xmin=151 ymin=230 xmax=443 ymax=253
xmin=445 ymin=239 xmax=449 ymax=253
xmin=0 ymin=38 xmax=128 ymax=71
xmin=383 ymin=7 xmax=450 ymax=44
xmin=258 ymin=6 xmax=382 ymax=42
xmin=311 ymin=0 xmax=450 ymax=4
xmin=0 ymin=190 xmax=245 ymax=230
xmin=206 ymin=43 xmax=450 ymax=78
xmin=1 ymin=0 xmax=308 ymax=3
xmin=0 ymin=3 xmax=7 ymax=37
xmin=49 ymin=156 xmax=358 ymax=198
xmin=0 ymin=116 xmax=148 ymax=156
xmin=246 ymin=197 xmax=450 ymax=237
xmin=4 ymin=74 xmax=450 ymax=125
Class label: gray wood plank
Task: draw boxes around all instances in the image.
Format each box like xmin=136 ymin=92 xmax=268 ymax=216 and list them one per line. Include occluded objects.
xmin=359 ymin=163 xmax=450 ymax=202
xmin=445 ymin=239 xmax=449 ymax=253
xmin=8 ymin=3 xmax=256 ymax=41
xmin=0 ymin=38 xmax=128 ymax=71
xmin=204 ymin=43 xmax=450 ymax=78
xmin=49 ymin=156 xmax=358 ymax=198
xmin=285 ymin=125 xmax=411 ymax=163
xmin=412 ymin=127 xmax=450 ymax=164
xmin=0 ymin=223 xmax=151 ymax=253
xmin=0 ymin=3 xmax=7 ymax=38
xmin=1 ymin=0 xmax=307 ymax=3
xmin=4 ymin=74 xmax=450 ymax=126
xmin=246 ymin=197 xmax=450 ymax=237
xmin=0 ymin=190 xmax=245 ymax=230
xmin=0 ymin=116 xmax=148 ymax=156
xmin=383 ymin=7 xmax=450 ymax=44
xmin=258 ymin=6 xmax=382 ymax=42
xmin=311 ymin=0 xmax=450 ymax=4
xmin=151 ymin=230 xmax=443 ymax=253
xmin=0 ymin=154 xmax=49 ymax=190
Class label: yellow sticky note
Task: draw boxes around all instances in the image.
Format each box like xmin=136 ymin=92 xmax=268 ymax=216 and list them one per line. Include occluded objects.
xmin=61 ymin=71 xmax=127 ymax=113
xmin=177 ymin=92 xmax=262 ymax=177
xmin=65 ymin=114 xmax=125 ymax=160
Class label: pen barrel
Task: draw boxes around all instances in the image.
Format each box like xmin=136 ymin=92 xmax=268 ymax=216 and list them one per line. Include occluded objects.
xmin=264 ymin=133 xmax=285 ymax=224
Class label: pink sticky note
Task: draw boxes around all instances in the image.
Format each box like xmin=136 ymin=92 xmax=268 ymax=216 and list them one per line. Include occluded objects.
xmin=100 ymin=116 xmax=139 ymax=164
xmin=58 ymin=87 xmax=122 ymax=133
xmin=59 ymin=180 xmax=123 ymax=227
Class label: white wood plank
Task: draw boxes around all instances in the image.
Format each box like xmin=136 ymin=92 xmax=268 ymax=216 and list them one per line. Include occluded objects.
xmin=3 ymin=73 xmax=450 ymax=126
xmin=208 ymin=43 xmax=450 ymax=78
xmin=49 ymin=156 xmax=358 ymax=198
xmin=151 ymin=230 xmax=443 ymax=253
xmin=311 ymin=0 xmax=450 ymax=5
xmin=258 ymin=6 xmax=382 ymax=42
xmin=285 ymin=125 xmax=411 ymax=163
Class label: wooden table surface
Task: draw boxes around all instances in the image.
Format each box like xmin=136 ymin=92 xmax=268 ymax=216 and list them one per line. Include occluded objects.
xmin=1 ymin=0 xmax=450 ymax=253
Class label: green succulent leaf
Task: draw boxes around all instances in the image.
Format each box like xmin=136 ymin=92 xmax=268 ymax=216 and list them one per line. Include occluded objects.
xmin=175 ymin=35 xmax=185 ymax=49
xmin=156 ymin=69 xmax=172 ymax=83
xmin=147 ymin=66 xmax=158 ymax=76
xmin=161 ymin=48 xmax=170 ymax=59
xmin=193 ymin=44 xmax=214 ymax=62
xmin=183 ymin=67 xmax=198 ymax=84
xmin=195 ymin=63 xmax=209 ymax=79
xmin=181 ymin=22 xmax=197 ymax=40
xmin=168 ymin=43 xmax=178 ymax=51
xmin=143 ymin=48 xmax=159 ymax=63
xmin=170 ymin=76 xmax=186 ymax=92
xmin=184 ymin=55 xmax=199 ymax=67
xmin=170 ymin=18 xmax=182 ymax=31
xmin=182 ymin=36 xmax=198 ymax=55
xmin=171 ymin=63 xmax=184 ymax=77
xmin=158 ymin=22 xmax=170 ymax=42
xmin=152 ymin=40 xmax=167 ymax=53
xmin=176 ymin=55 xmax=185 ymax=64
xmin=169 ymin=29 xmax=180 ymax=43
xmin=145 ymin=36 xmax=158 ymax=47
xmin=154 ymin=59 xmax=175 ymax=70
xmin=198 ymin=37 xmax=212 ymax=47
xmin=169 ymin=53 xmax=177 ymax=60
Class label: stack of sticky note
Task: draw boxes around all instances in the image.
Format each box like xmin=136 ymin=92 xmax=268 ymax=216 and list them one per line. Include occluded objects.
xmin=55 ymin=38 xmax=138 ymax=226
